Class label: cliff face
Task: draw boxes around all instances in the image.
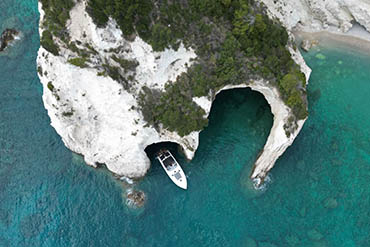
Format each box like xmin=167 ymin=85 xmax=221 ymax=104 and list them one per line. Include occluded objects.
xmin=38 ymin=1 xmax=199 ymax=177
xmin=193 ymin=45 xmax=311 ymax=185
xmin=261 ymin=0 xmax=370 ymax=33
xmin=37 ymin=0 xmax=311 ymax=184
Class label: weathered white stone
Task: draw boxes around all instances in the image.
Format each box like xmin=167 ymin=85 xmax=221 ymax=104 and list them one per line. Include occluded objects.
xmin=37 ymin=1 xmax=199 ymax=178
xmin=261 ymin=0 xmax=370 ymax=34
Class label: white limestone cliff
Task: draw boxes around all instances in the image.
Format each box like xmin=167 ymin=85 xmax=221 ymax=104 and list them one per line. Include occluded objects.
xmin=261 ymin=0 xmax=370 ymax=34
xmin=255 ymin=0 xmax=370 ymax=184
xmin=38 ymin=1 xmax=199 ymax=177
xmin=193 ymin=46 xmax=311 ymax=185
xmin=37 ymin=0 xmax=314 ymax=184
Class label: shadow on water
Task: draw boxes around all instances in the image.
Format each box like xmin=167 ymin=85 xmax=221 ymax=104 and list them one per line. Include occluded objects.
xmin=144 ymin=141 xmax=182 ymax=161
xmin=144 ymin=141 xmax=186 ymax=180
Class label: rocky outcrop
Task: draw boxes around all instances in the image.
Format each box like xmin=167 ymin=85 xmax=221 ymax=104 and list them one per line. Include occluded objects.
xmin=301 ymin=39 xmax=319 ymax=52
xmin=37 ymin=0 xmax=311 ymax=186
xmin=126 ymin=189 xmax=146 ymax=208
xmin=261 ymin=0 xmax=370 ymax=33
xmin=0 ymin=28 xmax=19 ymax=52
xmin=37 ymin=1 xmax=199 ymax=178
xmin=256 ymin=0 xmax=370 ymax=185
xmin=194 ymin=56 xmax=310 ymax=186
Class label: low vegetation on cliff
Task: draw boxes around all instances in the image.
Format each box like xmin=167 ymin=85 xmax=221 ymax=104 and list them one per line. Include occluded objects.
xmin=40 ymin=0 xmax=308 ymax=137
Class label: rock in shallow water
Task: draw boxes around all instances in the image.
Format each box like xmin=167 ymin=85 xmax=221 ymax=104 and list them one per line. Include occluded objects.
xmin=301 ymin=39 xmax=319 ymax=52
xmin=126 ymin=190 xmax=146 ymax=208
xmin=0 ymin=28 xmax=19 ymax=52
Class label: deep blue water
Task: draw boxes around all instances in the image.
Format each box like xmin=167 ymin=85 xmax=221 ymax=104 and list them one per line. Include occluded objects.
xmin=0 ymin=1 xmax=370 ymax=246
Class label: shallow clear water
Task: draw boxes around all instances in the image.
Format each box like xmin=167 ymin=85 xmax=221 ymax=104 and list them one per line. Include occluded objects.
xmin=1 ymin=1 xmax=370 ymax=246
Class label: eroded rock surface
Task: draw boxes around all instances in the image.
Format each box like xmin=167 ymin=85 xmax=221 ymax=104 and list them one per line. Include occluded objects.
xmin=126 ymin=190 xmax=146 ymax=208
xmin=261 ymin=0 xmax=370 ymax=33
xmin=301 ymin=39 xmax=319 ymax=52
xmin=0 ymin=28 xmax=19 ymax=52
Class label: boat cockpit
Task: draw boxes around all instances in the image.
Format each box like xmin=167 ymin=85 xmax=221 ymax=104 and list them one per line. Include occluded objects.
xmin=158 ymin=150 xmax=178 ymax=171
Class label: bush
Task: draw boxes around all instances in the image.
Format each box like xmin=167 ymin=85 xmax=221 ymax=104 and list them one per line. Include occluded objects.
xmin=40 ymin=30 xmax=59 ymax=56
xmin=68 ymin=57 xmax=88 ymax=68
xmin=111 ymin=55 xmax=138 ymax=72
xmin=86 ymin=0 xmax=153 ymax=39
xmin=47 ymin=81 xmax=54 ymax=92
xmin=40 ymin=0 xmax=75 ymax=40
xmin=278 ymin=69 xmax=307 ymax=119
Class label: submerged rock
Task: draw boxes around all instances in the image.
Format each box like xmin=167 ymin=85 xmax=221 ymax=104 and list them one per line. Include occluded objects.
xmin=126 ymin=190 xmax=146 ymax=208
xmin=244 ymin=237 xmax=257 ymax=247
xmin=0 ymin=28 xmax=19 ymax=52
xmin=301 ymin=39 xmax=319 ymax=52
xmin=307 ymin=229 xmax=324 ymax=241
xmin=299 ymin=206 xmax=307 ymax=217
xmin=309 ymin=89 xmax=321 ymax=104
xmin=323 ymin=197 xmax=338 ymax=209
xmin=315 ymin=53 xmax=326 ymax=60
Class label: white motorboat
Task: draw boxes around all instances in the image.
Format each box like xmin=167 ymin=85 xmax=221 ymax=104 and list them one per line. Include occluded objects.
xmin=156 ymin=149 xmax=187 ymax=190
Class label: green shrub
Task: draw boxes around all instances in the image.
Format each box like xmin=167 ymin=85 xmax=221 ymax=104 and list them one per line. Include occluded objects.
xmin=68 ymin=57 xmax=88 ymax=68
xmin=62 ymin=111 xmax=74 ymax=117
xmin=47 ymin=81 xmax=54 ymax=92
xmin=111 ymin=55 xmax=138 ymax=72
xmin=40 ymin=30 xmax=59 ymax=56
xmin=40 ymin=0 xmax=75 ymax=40
xmin=37 ymin=66 xmax=43 ymax=75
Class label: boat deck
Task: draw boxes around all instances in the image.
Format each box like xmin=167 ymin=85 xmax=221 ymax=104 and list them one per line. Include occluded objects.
xmin=157 ymin=149 xmax=187 ymax=190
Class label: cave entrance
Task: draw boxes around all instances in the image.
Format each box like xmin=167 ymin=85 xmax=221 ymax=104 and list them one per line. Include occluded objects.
xmin=202 ymin=87 xmax=273 ymax=181
xmin=144 ymin=141 xmax=183 ymax=162
xmin=207 ymin=87 xmax=272 ymax=130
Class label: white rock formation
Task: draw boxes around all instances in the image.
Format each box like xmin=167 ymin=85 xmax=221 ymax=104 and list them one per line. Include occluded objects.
xmin=257 ymin=0 xmax=370 ymax=184
xmin=193 ymin=45 xmax=311 ymax=185
xmin=37 ymin=0 xmax=316 ymax=184
xmin=261 ymin=0 xmax=370 ymax=33
xmin=38 ymin=1 xmax=198 ymax=177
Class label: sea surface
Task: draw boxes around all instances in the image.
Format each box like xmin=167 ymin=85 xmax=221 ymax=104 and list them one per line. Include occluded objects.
xmin=0 ymin=0 xmax=370 ymax=246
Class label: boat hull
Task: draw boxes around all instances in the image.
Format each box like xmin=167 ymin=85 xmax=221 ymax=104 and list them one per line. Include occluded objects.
xmin=157 ymin=150 xmax=187 ymax=190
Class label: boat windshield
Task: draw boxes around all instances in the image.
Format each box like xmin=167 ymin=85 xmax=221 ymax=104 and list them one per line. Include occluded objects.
xmin=163 ymin=156 xmax=176 ymax=170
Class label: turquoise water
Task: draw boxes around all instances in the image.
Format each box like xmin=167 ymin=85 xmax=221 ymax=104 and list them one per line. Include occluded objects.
xmin=1 ymin=0 xmax=370 ymax=246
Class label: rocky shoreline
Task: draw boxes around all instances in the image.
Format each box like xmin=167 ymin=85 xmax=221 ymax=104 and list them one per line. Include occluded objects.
xmin=297 ymin=28 xmax=370 ymax=55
